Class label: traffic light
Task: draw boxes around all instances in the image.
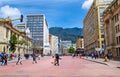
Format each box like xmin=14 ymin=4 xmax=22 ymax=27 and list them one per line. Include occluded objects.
xmin=20 ymin=15 xmax=23 ymax=22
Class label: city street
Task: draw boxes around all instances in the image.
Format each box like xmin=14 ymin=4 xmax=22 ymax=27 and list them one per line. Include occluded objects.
xmin=0 ymin=56 xmax=120 ymax=77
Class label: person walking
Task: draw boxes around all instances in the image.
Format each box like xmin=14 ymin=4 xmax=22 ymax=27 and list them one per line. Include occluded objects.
xmin=32 ymin=53 xmax=37 ymax=64
xmin=16 ymin=54 xmax=22 ymax=65
xmin=54 ymin=53 xmax=60 ymax=66
xmin=4 ymin=53 xmax=8 ymax=65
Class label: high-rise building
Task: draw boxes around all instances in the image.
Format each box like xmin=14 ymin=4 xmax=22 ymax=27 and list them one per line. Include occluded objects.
xmin=26 ymin=14 xmax=50 ymax=54
xmin=83 ymin=0 xmax=113 ymax=53
xmin=103 ymin=0 xmax=120 ymax=58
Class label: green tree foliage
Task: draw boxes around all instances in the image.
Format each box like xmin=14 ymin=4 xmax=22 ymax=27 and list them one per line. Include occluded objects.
xmin=68 ymin=45 xmax=75 ymax=53
xmin=9 ymin=34 xmax=17 ymax=53
xmin=32 ymin=46 xmax=42 ymax=51
xmin=17 ymin=39 xmax=29 ymax=46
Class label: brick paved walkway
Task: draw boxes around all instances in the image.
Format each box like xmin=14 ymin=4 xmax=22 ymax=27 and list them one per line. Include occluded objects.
xmin=0 ymin=56 xmax=120 ymax=77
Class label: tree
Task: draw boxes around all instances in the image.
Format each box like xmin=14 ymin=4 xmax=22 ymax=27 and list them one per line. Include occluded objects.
xmin=9 ymin=34 xmax=17 ymax=53
xmin=32 ymin=46 xmax=42 ymax=51
xmin=68 ymin=45 xmax=75 ymax=53
xmin=17 ymin=39 xmax=29 ymax=46
xmin=31 ymin=45 xmax=43 ymax=54
xmin=17 ymin=39 xmax=29 ymax=53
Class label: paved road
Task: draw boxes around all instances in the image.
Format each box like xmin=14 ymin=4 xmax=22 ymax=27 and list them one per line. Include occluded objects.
xmin=0 ymin=56 xmax=120 ymax=77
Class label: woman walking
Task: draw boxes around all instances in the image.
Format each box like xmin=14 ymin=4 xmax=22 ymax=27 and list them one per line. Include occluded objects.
xmin=16 ymin=54 xmax=22 ymax=65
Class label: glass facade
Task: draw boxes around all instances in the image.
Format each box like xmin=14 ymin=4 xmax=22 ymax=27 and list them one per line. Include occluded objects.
xmin=26 ymin=15 xmax=44 ymax=47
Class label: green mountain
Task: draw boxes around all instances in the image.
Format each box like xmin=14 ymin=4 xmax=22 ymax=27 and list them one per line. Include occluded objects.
xmin=49 ymin=27 xmax=83 ymax=43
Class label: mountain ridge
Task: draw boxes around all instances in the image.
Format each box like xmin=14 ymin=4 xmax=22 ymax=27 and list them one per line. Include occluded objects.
xmin=49 ymin=27 xmax=83 ymax=43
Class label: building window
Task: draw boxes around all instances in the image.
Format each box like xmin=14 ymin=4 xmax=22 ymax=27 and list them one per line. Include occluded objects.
xmin=99 ymin=7 xmax=105 ymax=14
xmin=116 ymin=36 xmax=120 ymax=45
xmin=114 ymin=14 xmax=119 ymax=22
xmin=117 ymin=48 xmax=120 ymax=56
xmin=115 ymin=25 xmax=120 ymax=33
xmin=6 ymin=28 xmax=9 ymax=38
xmin=101 ymin=35 xmax=104 ymax=38
xmin=119 ymin=36 xmax=120 ymax=45
xmin=116 ymin=37 xmax=118 ymax=45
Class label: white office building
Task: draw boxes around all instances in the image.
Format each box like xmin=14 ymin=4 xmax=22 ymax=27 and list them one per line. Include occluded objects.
xmin=26 ymin=14 xmax=50 ymax=54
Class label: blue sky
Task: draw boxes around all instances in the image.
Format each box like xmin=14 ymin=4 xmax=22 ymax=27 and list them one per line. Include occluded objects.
xmin=0 ymin=0 xmax=93 ymax=28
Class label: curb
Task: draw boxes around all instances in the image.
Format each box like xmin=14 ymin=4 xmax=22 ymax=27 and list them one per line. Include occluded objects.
xmin=84 ymin=58 xmax=108 ymax=65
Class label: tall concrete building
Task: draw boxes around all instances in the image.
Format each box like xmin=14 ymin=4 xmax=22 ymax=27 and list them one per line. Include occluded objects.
xmin=26 ymin=14 xmax=50 ymax=54
xmin=103 ymin=0 xmax=120 ymax=59
xmin=83 ymin=0 xmax=113 ymax=53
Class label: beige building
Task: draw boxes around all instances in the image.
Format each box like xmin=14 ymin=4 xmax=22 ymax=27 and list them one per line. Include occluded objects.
xmin=103 ymin=0 xmax=120 ymax=57
xmin=49 ymin=34 xmax=58 ymax=55
xmin=0 ymin=18 xmax=32 ymax=55
xmin=76 ymin=36 xmax=84 ymax=49
xmin=83 ymin=0 xmax=113 ymax=53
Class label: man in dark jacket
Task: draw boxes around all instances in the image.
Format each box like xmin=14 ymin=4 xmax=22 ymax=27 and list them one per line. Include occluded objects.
xmin=54 ymin=54 xmax=60 ymax=66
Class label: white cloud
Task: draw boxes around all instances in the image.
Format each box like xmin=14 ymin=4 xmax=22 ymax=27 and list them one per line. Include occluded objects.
xmin=82 ymin=0 xmax=93 ymax=9
xmin=0 ymin=5 xmax=21 ymax=18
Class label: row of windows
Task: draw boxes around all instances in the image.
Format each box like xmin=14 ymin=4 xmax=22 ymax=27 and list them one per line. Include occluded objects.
xmin=32 ymin=32 xmax=43 ymax=35
xmin=27 ymin=23 xmax=43 ymax=27
xmin=30 ymin=27 xmax=43 ymax=30
xmin=27 ymin=16 xmax=43 ymax=18
xmin=27 ymin=17 xmax=43 ymax=22
xmin=30 ymin=27 xmax=43 ymax=31
xmin=33 ymin=42 xmax=43 ymax=47
xmin=27 ymin=21 xmax=43 ymax=24
xmin=28 ymin=27 xmax=43 ymax=30
xmin=27 ymin=24 xmax=43 ymax=26
xmin=31 ymin=28 xmax=43 ymax=30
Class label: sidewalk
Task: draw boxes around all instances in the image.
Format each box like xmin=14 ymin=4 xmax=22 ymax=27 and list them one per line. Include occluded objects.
xmin=84 ymin=57 xmax=120 ymax=68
